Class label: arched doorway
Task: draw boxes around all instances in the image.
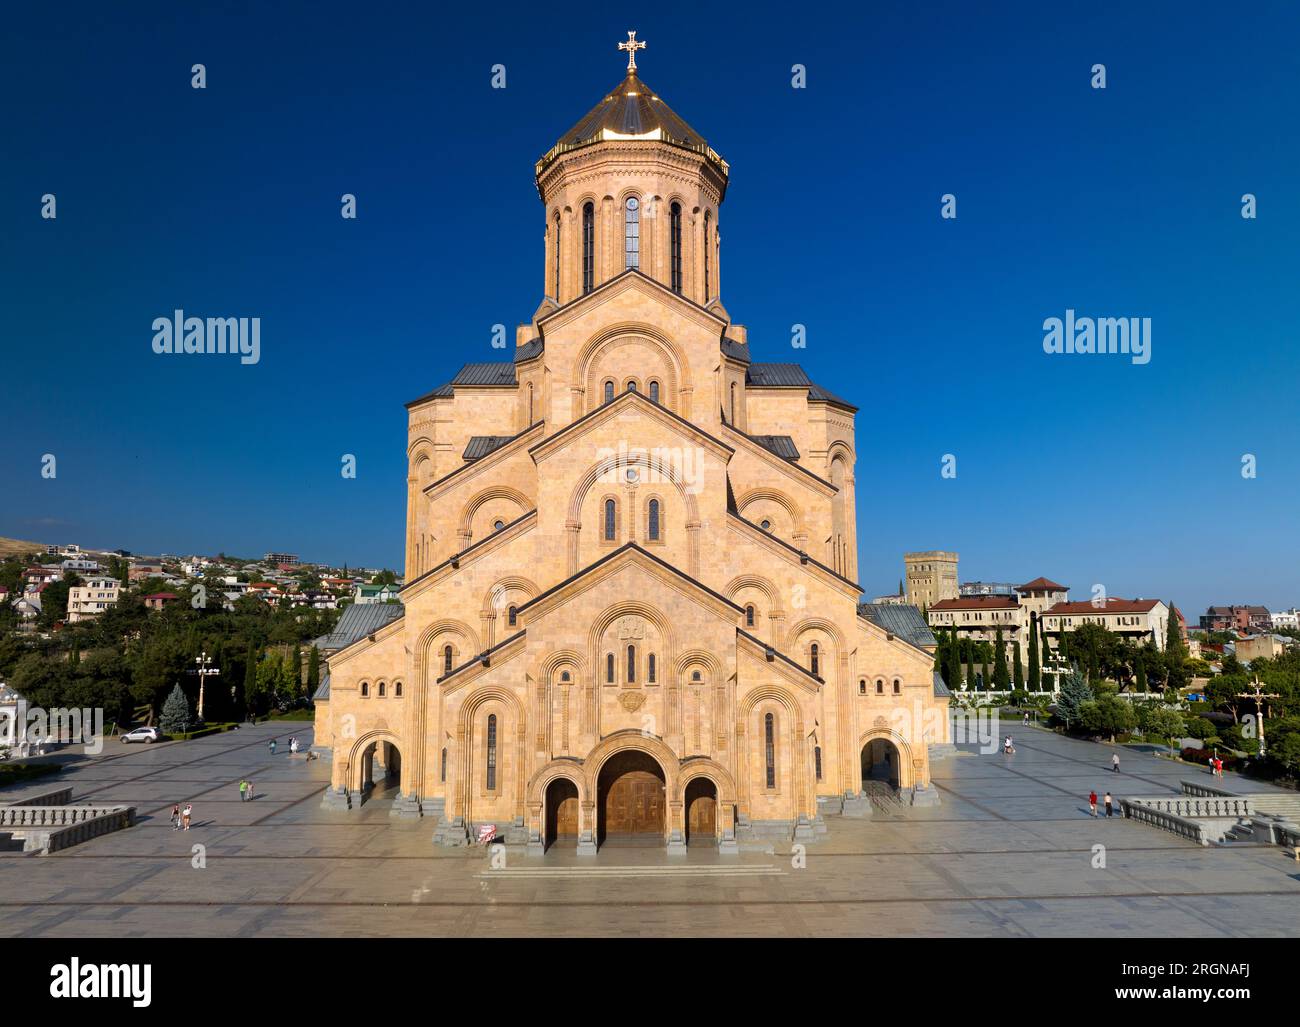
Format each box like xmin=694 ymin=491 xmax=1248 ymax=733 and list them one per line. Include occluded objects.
xmin=861 ymin=738 xmax=901 ymax=789
xmin=357 ymin=739 xmax=402 ymax=804
xmin=544 ymin=777 xmax=579 ymax=851
xmin=684 ymin=777 xmax=717 ymax=846
xmin=597 ymin=750 xmax=665 ymax=847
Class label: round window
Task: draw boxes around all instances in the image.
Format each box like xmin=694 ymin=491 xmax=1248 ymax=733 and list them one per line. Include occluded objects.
xmin=625 ymin=468 xmax=639 ymax=483
xmin=761 ymin=519 xmax=771 ymax=531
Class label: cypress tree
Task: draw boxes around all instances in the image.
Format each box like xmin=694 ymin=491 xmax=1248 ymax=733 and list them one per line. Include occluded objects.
xmin=290 ymin=646 xmax=303 ymax=699
xmin=307 ymin=646 xmax=320 ymax=696
xmin=1013 ymin=641 xmax=1024 ymax=690
xmin=965 ymin=638 xmax=976 ymax=690
xmin=981 ymin=653 xmax=990 ymax=692
xmin=1028 ymin=613 xmax=1041 ymax=692
xmin=994 ymin=624 xmax=1010 ymax=688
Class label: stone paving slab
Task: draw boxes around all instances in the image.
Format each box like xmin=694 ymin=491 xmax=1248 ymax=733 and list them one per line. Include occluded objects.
xmin=1 ymin=720 xmax=1297 ymax=937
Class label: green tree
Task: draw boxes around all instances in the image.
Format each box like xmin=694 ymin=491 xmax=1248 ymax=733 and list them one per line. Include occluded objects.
xmin=965 ymin=639 xmax=975 ymax=691
xmin=1028 ymin=613 xmax=1041 ymax=692
xmin=1013 ymin=641 xmax=1024 ymax=690
xmin=994 ymin=625 xmax=1010 ymax=689
xmin=1145 ymin=706 xmax=1186 ymax=756
xmin=1079 ymin=693 xmax=1137 ymax=741
xmin=290 ymin=645 xmax=303 ymax=699
xmin=1056 ymin=670 xmax=1093 ymax=730
xmin=159 ymin=683 xmax=192 ymax=734
xmin=307 ymin=645 xmax=320 ymax=696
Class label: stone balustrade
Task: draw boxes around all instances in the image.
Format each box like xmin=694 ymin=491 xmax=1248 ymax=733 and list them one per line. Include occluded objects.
xmin=1119 ymin=799 xmax=1208 ymax=845
xmin=1 ymin=803 xmax=136 ymax=854
xmin=1133 ymin=795 xmax=1254 ymax=819
xmin=5 ymin=786 xmax=73 ymax=807
xmin=1180 ymin=780 xmax=1237 ymax=799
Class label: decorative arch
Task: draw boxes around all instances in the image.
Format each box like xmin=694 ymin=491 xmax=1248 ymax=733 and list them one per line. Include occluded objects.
xmin=736 ymin=487 xmax=807 ymax=539
xmin=458 ymin=484 xmax=531 ymax=542
xmin=858 ymin=726 xmax=917 ymax=790
xmin=575 ymin=323 xmax=690 ymax=414
xmin=737 ymin=685 xmax=813 ymax=819
xmin=342 ymin=729 xmax=404 ymax=794
xmin=453 ymin=685 xmax=527 ymax=823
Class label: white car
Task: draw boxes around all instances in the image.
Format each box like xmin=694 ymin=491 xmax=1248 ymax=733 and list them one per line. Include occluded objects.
xmin=121 ymin=726 xmax=159 ymax=744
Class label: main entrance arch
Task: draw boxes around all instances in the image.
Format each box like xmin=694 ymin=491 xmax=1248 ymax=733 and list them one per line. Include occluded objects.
xmin=861 ymin=737 xmax=902 ymax=789
xmin=597 ymin=750 xmax=666 ymax=846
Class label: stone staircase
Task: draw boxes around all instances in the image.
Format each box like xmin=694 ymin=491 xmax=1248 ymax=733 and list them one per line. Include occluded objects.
xmin=1242 ymin=792 xmax=1300 ymax=822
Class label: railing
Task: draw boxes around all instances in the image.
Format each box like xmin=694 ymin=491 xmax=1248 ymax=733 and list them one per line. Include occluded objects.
xmin=1181 ymin=780 xmax=1238 ymax=799
xmin=43 ymin=808 xmax=135 ymax=853
xmin=0 ymin=804 xmax=132 ymax=828
xmin=4 ymin=786 xmax=73 ymax=808
xmin=1119 ymin=799 xmax=1207 ymax=845
xmin=1278 ymin=823 xmax=1300 ymax=852
xmin=1128 ymin=796 xmax=1254 ymax=819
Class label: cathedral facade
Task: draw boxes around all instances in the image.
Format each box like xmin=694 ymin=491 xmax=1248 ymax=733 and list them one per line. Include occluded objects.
xmin=315 ymin=38 xmax=947 ymax=851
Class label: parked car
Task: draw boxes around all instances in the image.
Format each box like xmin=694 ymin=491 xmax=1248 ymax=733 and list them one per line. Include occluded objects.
xmin=121 ymin=726 xmax=159 ymax=744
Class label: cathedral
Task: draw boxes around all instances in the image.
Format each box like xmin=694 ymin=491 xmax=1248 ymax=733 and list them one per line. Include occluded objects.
xmin=314 ymin=35 xmax=948 ymax=851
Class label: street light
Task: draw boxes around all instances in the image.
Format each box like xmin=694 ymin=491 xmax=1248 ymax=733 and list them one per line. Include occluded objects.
xmin=188 ymin=650 xmax=221 ymax=721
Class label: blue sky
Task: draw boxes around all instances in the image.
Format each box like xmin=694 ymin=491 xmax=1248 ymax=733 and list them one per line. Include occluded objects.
xmin=1 ymin=1 xmax=1297 ymax=614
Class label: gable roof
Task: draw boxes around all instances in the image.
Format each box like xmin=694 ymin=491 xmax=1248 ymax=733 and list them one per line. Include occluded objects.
xmin=1045 ymin=598 xmax=1163 ymax=616
xmin=1016 ymin=576 xmax=1068 ymax=592
xmin=463 ymin=436 xmax=516 ymax=461
xmin=746 ymin=362 xmax=858 ymax=413
xmin=930 ymin=596 xmax=1020 ymax=611
xmin=405 ymin=362 xmax=517 ymax=409
xmin=312 ymin=602 xmax=405 ymax=652
xmin=858 ymin=603 xmax=937 ymax=649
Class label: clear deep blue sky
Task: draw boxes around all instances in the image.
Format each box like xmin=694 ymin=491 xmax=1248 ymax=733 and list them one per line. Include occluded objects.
xmin=2 ymin=1 xmax=1297 ymax=614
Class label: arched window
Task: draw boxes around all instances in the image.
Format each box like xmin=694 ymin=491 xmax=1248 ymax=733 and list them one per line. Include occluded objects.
xmin=443 ymin=645 xmax=453 ymax=675
xmin=604 ymin=379 xmax=615 ymax=404
xmin=627 ymin=644 xmax=636 ymax=683
xmin=648 ymin=380 xmax=660 ymax=404
xmin=560 ymin=670 xmax=571 ymax=682
xmin=647 ymin=499 xmax=660 ymax=541
xmin=606 ymin=653 xmax=615 ymax=683
xmin=648 ymin=653 xmax=656 ymax=683
xmin=810 ymin=642 xmax=820 ymax=676
xmin=582 ymin=201 xmax=594 ymax=294
xmin=378 ymin=681 xmax=386 ymax=697
xmin=395 ymin=681 xmax=403 ymax=697
xmin=745 ymin=604 xmax=755 ymax=627
xmin=508 ymin=605 xmax=517 ymax=627
xmin=729 ymin=381 xmax=737 ymax=424
xmin=553 ymin=212 xmax=561 ymax=297
xmin=876 ymin=679 xmax=884 ymax=694
xmin=703 ymin=211 xmax=712 ymax=298
xmin=485 ymin=714 xmax=498 ymax=792
xmin=859 ymin=679 xmax=866 ymax=695
xmin=814 ymin=746 xmax=823 ymax=781
xmin=626 ymin=379 xmax=638 ymax=393
xmin=624 ymin=196 xmax=640 ymax=269
xmin=764 ymin=712 xmax=776 ymax=789
xmin=669 ymin=202 xmax=683 ymax=292
xmin=691 ymin=670 xmax=702 ymax=682
xmin=360 ymin=681 xmax=369 ymax=697
xmin=604 ymin=499 xmax=616 ymax=541
xmin=440 ymin=747 xmax=447 ymax=782
xmin=893 ymin=678 xmax=901 ymax=694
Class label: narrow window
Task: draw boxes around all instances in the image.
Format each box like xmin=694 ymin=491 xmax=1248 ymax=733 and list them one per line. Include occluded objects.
xmin=764 ymin=712 xmax=775 ymax=789
xmin=810 ymin=642 xmax=820 ymax=676
xmin=582 ymin=201 xmax=594 ymax=294
xmin=703 ymin=211 xmax=711 ymax=298
xmin=624 ymin=197 xmax=640 ymax=269
xmin=814 ymin=746 xmax=823 ymax=781
xmin=440 ymin=747 xmax=447 ymax=782
xmin=859 ymin=679 xmax=866 ymax=695
xmin=627 ymin=644 xmax=636 ymax=683
xmin=443 ymin=645 xmax=453 ymax=675
xmin=606 ymin=652 xmax=615 ymax=683
xmin=553 ymin=213 xmax=561 ymax=297
xmin=560 ymin=670 xmax=570 ymax=682
xmin=378 ymin=681 xmax=386 ymax=697
xmin=486 ymin=714 xmax=497 ymax=791
xmin=745 ymin=604 xmax=755 ymax=627
xmin=360 ymin=682 xmax=369 ymax=697
xmin=508 ymin=605 xmax=517 ymax=627
xmin=395 ymin=681 xmax=403 ymax=697
xmin=691 ymin=670 xmax=702 ymax=682
xmin=527 ymin=382 xmax=534 ymax=422
xmin=669 ymin=202 xmax=682 ymax=292
xmin=648 ymin=653 xmax=656 ymax=683
xmin=729 ymin=382 xmax=737 ymax=424
xmin=649 ymin=380 xmax=660 ymax=404
xmin=876 ymin=679 xmax=884 ymax=694
xmin=604 ymin=380 xmax=615 ymax=404
xmin=604 ymin=499 xmax=616 ymax=540
xmin=893 ymin=678 xmax=901 ymax=695
xmin=648 ymin=499 xmax=660 ymax=541
xmin=627 ymin=379 xmax=638 ymax=393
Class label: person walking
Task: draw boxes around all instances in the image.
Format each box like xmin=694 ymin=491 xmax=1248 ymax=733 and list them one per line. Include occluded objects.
xmin=1103 ymin=792 xmax=1114 ymax=817
xmin=246 ymin=779 xmax=254 ymax=801
xmin=171 ymin=803 xmax=181 ymax=829
xmin=1089 ymin=790 xmax=1098 ymax=817
xmin=1111 ymin=753 xmax=1120 ymax=773
xmin=1215 ymin=757 xmax=1223 ymax=778
xmin=1023 ymin=711 xmax=1030 ymax=727
xmin=269 ymin=739 xmax=277 ymax=755
xmin=181 ymin=803 xmax=193 ymax=830
xmin=239 ymin=779 xmax=248 ymax=802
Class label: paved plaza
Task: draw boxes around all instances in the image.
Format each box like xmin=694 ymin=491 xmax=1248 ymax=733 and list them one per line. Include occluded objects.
xmin=2 ymin=721 xmax=1298 ymax=937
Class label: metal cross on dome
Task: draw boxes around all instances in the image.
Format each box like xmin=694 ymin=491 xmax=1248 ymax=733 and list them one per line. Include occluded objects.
xmin=618 ymin=30 xmax=646 ymax=72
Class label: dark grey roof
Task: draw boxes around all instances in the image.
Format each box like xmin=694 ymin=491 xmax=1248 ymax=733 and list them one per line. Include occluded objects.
xmin=933 ymin=671 xmax=950 ymax=698
xmin=312 ymin=602 xmax=404 ymax=652
xmin=463 ymin=436 xmax=514 ymax=461
xmin=451 ymin=362 xmax=516 ymax=386
xmin=405 ymin=382 xmax=454 ymax=408
xmin=747 ymin=362 xmax=858 ymax=413
xmin=752 ymin=435 xmax=799 ymax=461
xmin=313 ymin=672 xmax=330 ymax=701
xmin=514 ymin=338 xmax=543 ymax=362
xmin=858 ymin=603 xmax=937 ymax=649
xmin=720 ymin=337 xmax=751 ymax=363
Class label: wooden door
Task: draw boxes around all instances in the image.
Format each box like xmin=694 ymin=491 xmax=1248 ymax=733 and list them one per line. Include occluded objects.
xmin=605 ymin=771 xmax=664 ymax=834
xmin=685 ymin=778 xmax=717 ymax=843
xmin=555 ymin=794 xmax=578 ymax=836
xmin=545 ymin=779 xmax=579 ymax=848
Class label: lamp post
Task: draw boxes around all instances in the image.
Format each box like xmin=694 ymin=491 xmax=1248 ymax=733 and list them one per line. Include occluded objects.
xmin=1236 ymin=677 xmax=1281 ymax=758
xmin=188 ymin=650 xmax=221 ymax=721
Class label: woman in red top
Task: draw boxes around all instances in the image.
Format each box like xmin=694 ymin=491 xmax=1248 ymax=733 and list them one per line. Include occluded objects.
xmin=1089 ymin=791 xmax=1098 ymax=817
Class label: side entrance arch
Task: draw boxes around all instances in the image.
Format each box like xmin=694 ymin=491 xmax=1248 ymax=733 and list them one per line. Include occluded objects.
xmin=544 ymin=776 xmax=580 ymax=851
xmin=684 ymin=776 xmax=717 ymax=845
